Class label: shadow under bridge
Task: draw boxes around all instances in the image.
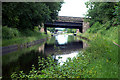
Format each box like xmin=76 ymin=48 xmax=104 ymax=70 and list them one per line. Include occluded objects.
xmin=44 ymin=21 xmax=83 ymax=34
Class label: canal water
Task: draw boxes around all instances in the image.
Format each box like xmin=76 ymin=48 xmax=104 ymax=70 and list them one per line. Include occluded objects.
xmin=2 ymin=34 xmax=87 ymax=79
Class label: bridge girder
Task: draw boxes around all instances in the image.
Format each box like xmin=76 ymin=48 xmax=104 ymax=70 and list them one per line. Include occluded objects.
xmin=44 ymin=21 xmax=83 ymax=34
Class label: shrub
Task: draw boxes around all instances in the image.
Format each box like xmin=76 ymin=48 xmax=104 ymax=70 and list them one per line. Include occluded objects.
xmin=20 ymin=29 xmax=42 ymax=37
xmin=2 ymin=26 xmax=21 ymax=39
xmin=86 ymin=21 xmax=113 ymax=35
xmin=86 ymin=22 xmax=102 ymax=33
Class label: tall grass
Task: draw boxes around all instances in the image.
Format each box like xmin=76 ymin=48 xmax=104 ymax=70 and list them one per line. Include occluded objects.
xmin=2 ymin=26 xmax=47 ymax=46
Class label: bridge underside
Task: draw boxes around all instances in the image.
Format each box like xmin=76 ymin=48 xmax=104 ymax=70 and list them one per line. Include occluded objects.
xmin=44 ymin=21 xmax=83 ymax=33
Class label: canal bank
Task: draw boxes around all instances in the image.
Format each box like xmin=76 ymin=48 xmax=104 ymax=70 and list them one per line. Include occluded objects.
xmin=2 ymin=38 xmax=48 ymax=79
xmin=2 ymin=34 xmax=86 ymax=79
xmin=10 ymin=24 xmax=119 ymax=78
xmin=2 ymin=38 xmax=48 ymax=55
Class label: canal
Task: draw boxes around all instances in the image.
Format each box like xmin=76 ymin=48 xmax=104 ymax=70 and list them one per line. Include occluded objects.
xmin=2 ymin=34 xmax=87 ymax=79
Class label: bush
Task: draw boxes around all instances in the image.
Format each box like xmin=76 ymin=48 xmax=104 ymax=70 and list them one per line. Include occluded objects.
xmin=2 ymin=26 xmax=43 ymax=39
xmin=21 ymin=29 xmax=42 ymax=37
xmin=86 ymin=22 xmax=102 ymax=33
xmin=86 ymin=21 xmax=113 ymax=35
xmin=2 ymin=26 xmax=21 ymax=39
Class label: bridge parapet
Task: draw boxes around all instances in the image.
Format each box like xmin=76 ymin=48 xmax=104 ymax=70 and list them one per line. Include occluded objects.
xmin=44 ymin=16 xmax=89 ymax=34
xmin=56 ymin=16 xmax=84 ymax=23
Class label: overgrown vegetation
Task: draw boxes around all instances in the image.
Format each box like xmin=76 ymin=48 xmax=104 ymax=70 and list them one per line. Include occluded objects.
xmin=2 ymin=26 xmax=47 ymax=46
xmin=9 ymin=2 xmax=120 ymax=79
xmin=2 ymin=2 xmax=62 ymax=30
xmin=2 ymin=2 xmax=63 ymax=46
xmin=10 ymin=22 xmax=119 ymax=79
xmin=63 ymin=28 xmax=77 ymax=33
xmin=85 ymin=2 xmax=119 ymax=26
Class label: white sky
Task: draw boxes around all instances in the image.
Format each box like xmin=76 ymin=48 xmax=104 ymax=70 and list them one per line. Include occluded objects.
xmin=59 ymin=0 xmax=89 ymax=17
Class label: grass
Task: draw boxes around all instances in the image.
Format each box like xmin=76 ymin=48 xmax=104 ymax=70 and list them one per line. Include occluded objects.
xmin=10 ymin=23 xmax=119 ymax=78
xmin=82 ymin=35 xmax=118 ymax=78
xmin=2 ymin=26 xmax=49 ymax=46
xmin=2 ymin=34 xmax=47 ymax=46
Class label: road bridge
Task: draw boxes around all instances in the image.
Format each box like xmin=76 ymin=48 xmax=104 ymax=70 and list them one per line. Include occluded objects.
xmin=44 ymin=16 xmax=89 ymax=33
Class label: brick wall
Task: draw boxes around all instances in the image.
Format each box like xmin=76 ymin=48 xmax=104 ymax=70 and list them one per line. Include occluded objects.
xmin=82 ymin=21 xmax=89 ymax=33
xmin=57 ymin=16 xmax=90 ymax=33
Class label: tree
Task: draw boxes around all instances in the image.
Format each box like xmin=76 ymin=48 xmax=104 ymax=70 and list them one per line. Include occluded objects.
xmin=47 ymin=27 xmax=55 ymax=33
xmin=44 ymin=2 xmax=63 ymax=21
xmin=113 ymin=2 xmax=120 ymax=25
xmin=67 ymin=29 xmax=76 ymax=33
xmin=2 ymin=2 xmax=63 ymax=31
xmin=85 ymin=2 xmax=119 ymax=26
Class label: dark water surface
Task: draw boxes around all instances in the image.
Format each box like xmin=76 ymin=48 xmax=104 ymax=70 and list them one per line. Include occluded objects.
xmin=2 ymin=34 xmax=87 ymax=79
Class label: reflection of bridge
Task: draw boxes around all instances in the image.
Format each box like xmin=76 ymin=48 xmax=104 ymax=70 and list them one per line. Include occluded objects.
xmin=44 ymin=41 xmax=83 ymax=55
xmin=44 ymin=16 xmax=89 ymax=34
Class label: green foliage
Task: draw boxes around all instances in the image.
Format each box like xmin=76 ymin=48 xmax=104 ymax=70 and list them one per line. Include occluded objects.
xmin=2 ymin=26 xmax=20 ymax=39
xmin=44 ymin=2 xmax=63 ymax=20
xmin=9 ymin=2 xmax=119 ymax=78
xmin=113 ymin=2 xmax=120 ymax=25
xmin=85 ymin=2 xmax=119 ymax=26
xmin=47 ymin=27 xmax=55 ymax=33
xmin=2 ymin=26 xmax=44 ymax=39
xmin=86 ymin=21 xmax=113 ymax=34
xmin=11 ymin=24 xmax=119 ymax=79
xmin=2 ymin=2 xmax=62 ymax=30
xmin=47 ymin=36 xmax=55 ymax=44
xmin=34 ymin=26 xmax=39 ymax=32
xmin=2 ymin=2 xmax=62 ymax=45
xmin=11 ymin=56 xmax=58 ymax=79
xmin=86 ymin=22 xmax=102 ymax=33
xmin=20 ymin=29 xmax=40 ymax=37
xmin=67 ymin=29 xmax=76 ymax=33
xmin=2 ymin=26 xmax=47 ymax=46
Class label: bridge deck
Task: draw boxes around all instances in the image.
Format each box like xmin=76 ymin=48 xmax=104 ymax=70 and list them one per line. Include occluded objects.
xmin=44 ymin=16 xmax=84 ymax=33
xmin=45 ymin=21 xmax=82 ymax=28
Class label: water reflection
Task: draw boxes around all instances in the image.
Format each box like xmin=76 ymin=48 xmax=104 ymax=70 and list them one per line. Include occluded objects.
xmin=44 ymin=34 xmax=84 ymax=65
xmin=55 ymin=35 xmax=68 ymax=45
xmin=38 ymin=44 xmax=45 ymax=53
xmin=2 ymin=34 xmax=88 ymax=78
xmin=2 ymin=50 xmax=46 ymax=79
xmin=55 ymin=51 xmax=79 ymax=65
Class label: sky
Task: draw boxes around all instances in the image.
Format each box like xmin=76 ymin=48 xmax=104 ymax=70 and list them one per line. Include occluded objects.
xmin=59 ymin=0 xmax=89 ymax=17
xmin=56 ymin=0 xmax=89 ymax=30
